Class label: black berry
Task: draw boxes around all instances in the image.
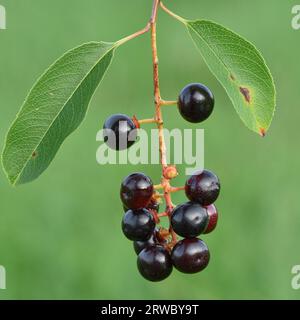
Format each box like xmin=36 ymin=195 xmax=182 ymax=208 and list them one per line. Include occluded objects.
xmin=185 ymin=169 xmax=220 ymax=206
xmin=171 ymin=238 xmax=210 ymax=274
xmin=103 ymin=114 xmax=137 ymax=150
xmin=137 ymin=245 xmax=173 ymax=281
xmin=120 ymin=173 xmax=154 ymax=209
xmin=171 ymin=202 xmax=208 ymax=238
xmin=204 ymin=204 xmax=218 ymax=234
xmin=178 ymin=83 xmax=214 ymax=123
xmin=122 ymin=209 xmax=155 ymax=241
xmin=133 ymin=231 xmax=158 ymax=255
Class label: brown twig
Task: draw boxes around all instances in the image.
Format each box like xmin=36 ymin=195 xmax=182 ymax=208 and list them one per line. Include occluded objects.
xmin=150 ymin=0 xmax=177 ymax=244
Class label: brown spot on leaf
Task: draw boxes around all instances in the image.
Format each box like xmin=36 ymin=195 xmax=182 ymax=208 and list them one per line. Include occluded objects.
xmin=230 ymin=74 xmax=236 ymax=81
xmin=239 ymin=87 xmax=251 ymax=104
xmin=32 ymin=151 xmax=37 ymax=158
xmin=259 ymin=128 xmax=266 ymax=137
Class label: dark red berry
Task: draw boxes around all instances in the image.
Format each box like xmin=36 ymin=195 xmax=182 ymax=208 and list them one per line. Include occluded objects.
xmin=133 ymin=231 xmax=158 ymax=255
xmin=171 ymin=202 xmax=208 ymax=238
xmin=122 ymin=209 xmax=155 ymax=241
xmin=120 ymin=173 xmax=154 ymax=209
xmin=171 ymin=238 xmax=210 ymax=274
xmin=204 ymin=204 xmax=218 ymax=234
xmin=185 ymin=169 xmax=220 ymax=206
xmin=103 ymin=114 xmax=137 ymax=150
xmin=178 ymin=83 xmax=214 ymax=123
xmin=137 ymin=245 xmax=173 ymax=281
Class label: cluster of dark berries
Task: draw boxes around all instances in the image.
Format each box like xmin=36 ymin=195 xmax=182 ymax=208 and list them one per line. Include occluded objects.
xmin=103 ymin=83 xmax=221 ymax=282
xmin=119 ymin=169 xmax=220 ymax=282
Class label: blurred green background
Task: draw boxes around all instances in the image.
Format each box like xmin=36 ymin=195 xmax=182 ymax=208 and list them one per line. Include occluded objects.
xmin=0 ymin=0 xmax=299 ymax=299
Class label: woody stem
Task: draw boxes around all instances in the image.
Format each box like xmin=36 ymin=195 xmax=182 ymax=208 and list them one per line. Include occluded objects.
xmin=150 ymin=0 xmax=177 ymax=244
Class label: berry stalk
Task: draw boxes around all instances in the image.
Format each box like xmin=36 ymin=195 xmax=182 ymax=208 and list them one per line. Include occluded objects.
xmin=160 ymin=100 xmax=178 ymax=106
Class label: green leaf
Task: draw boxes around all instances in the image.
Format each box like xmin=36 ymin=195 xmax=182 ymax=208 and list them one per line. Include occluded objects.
xmin=186 ymin=20 xmax=276 ymax=135
xmin=2 ymin=41 xmax=116 ymax=186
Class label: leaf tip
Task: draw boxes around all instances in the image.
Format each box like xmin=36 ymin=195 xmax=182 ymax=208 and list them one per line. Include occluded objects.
xmin=259 ymin=128 xmax=266 ymax=138
xmin=1 ymin=149 xmax=20 ymax=187
xmin=4 ymin=173 xmax=17 ymax=187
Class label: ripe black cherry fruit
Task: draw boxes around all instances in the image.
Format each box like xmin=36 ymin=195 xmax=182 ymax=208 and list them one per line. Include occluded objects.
xmin=122 ymin=208 xmax=155 ymax=241
xmin=185 ymin=169 xmax=220 ymax=206
xmin=178 ymin=83 xmax=214 ymax=123
xmin=120 ymin=173 xmax=154 ymax=209
xmin=137 ymin=245 xmax=173 ymax=281
xmin=204 ymin=204 xmax=218 ymax=234
xmin=103 ymin=114 xmax=137 ymax=150
xmin=171 ymin=238 xmax=210 ymax=274
xmin=133 ymin=231 xmax=158 ymax=255
xmin=171 ymin=202 xmax=208 ymax=238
